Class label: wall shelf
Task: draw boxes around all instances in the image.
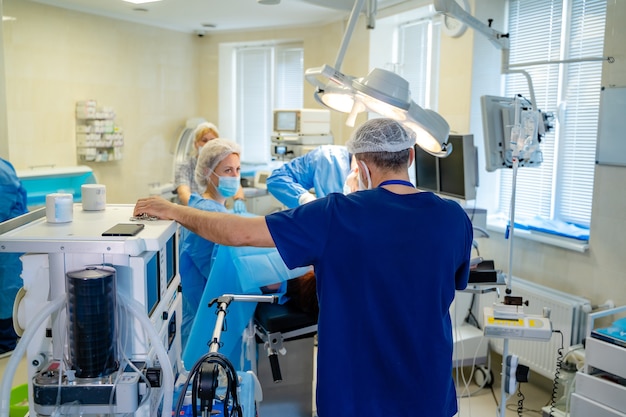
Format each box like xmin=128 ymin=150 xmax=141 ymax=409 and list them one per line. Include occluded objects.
xmin=76 ymin=100 xmax=124 ymax=162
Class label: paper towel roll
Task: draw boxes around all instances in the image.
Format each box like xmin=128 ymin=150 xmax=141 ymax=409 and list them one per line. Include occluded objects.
xmin=81 ymin=184 xmax=106 ymax=211
xmin=46 ymin=193 xmax=74 ymax=223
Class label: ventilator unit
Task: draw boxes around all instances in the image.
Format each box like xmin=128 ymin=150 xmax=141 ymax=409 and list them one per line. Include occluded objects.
xmin=0 ymin=205 xmax=181 ymax=417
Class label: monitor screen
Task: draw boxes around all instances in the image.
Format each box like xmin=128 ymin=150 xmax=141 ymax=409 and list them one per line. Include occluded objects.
xmin=274 ymin=110 xmax=299 ymax=132
xmin=146 ymin=251 xmax=160 ymax=316
xmin=439 ymin=136 xmax=468 ymax=198
xmin=414 ymin=146 xmax=438 ymax=193
xmin=414 ymin=134 xmax=477 ymax=201
xmin=166 ymin=234 xmax=177 ymax=287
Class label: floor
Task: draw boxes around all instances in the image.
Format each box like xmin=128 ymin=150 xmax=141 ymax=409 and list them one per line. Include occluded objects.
xmin=1 ymin=339 xmax=557 ymax=417
xmin=255 ymin=337 xmax=555 ymax=417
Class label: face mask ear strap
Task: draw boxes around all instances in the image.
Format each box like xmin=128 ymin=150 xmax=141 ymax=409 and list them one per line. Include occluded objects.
xmin=357 ymin=160 xmax=372 ymax=190
xmin=206 ymin=168 xmax=219 ymax=189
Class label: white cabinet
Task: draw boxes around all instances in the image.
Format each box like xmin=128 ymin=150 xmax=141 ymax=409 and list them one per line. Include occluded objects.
xmin=570 ymin=308 xmax=626 ymax=417
xmin=76 ymin=100 xmax=124 ymax=162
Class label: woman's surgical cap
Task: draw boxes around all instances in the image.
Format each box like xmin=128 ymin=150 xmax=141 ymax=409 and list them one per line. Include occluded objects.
xmin=346 ymin=118 xmax=416 ymax=154
xmin=193 ymin=122 xmax=220 ymax=140
xmin=195 ymin=138 xmax=241 ymax=189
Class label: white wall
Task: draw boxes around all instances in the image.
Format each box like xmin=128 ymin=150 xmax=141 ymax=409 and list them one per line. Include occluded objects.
xmin=1 ymin=0 xmax=201 ymax=203
xmin=0 ymin=0 xmax=9 ymax=157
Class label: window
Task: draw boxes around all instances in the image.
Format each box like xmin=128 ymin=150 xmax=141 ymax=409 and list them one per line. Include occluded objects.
xmin=496 ymin=0 xmax=606 ymax=235
xmin=233 ymin=43 xmax=304 ymax=163
xmin=397 ymin=18 xmax=441 ymax=109
xmin=370 ymin=6 xmax=440 ymax=109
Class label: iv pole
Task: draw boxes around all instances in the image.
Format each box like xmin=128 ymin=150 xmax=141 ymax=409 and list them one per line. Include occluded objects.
xmin=431 ymin=3 xmax=524 ymax=415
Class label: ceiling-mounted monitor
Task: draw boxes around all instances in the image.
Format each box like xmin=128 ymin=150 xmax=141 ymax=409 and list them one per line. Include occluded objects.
xmin=480 ymin=95 xmax=546 ymax=172
xmin=414 ymin=134 xmax=478 ymax=201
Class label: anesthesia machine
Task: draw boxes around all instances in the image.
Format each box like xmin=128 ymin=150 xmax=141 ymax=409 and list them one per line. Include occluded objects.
xmin=0 ymin=204 xmax=181 ymax=417
xmin=270 ymin=109 xmax=334 ymax=160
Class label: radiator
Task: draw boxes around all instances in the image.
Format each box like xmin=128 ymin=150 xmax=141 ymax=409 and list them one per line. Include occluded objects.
xmin=478 ymin=277 xmax=591 ymax=380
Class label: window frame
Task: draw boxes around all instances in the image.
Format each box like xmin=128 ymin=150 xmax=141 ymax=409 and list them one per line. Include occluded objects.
xmin=219 ymin=41 xmax=304 ymax=164
xmin=369 ymin=6 xmax=440 ymax=110
xmin=487 ymin=0 xmax=606 ymax=251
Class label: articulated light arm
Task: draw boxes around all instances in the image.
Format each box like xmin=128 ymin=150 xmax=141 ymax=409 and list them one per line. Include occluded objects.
xmin=433 ymin=0 xmax=509 ymax=50
xmin=304 ymin=0 xmax=452 ymax=157
xmin=304 ymin=64 xmax=354 ymax=90
xmin=433 ymin=0 xmax=540 ymax=109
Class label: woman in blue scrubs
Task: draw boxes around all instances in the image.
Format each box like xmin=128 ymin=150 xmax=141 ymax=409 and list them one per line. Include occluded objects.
xmin=178 ymin=138 xmax=242 ymax=348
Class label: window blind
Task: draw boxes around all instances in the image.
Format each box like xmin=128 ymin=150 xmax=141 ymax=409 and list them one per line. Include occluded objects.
xmin=498 ymin=0 xmax=606 ymax=229
xmin=275 ymin=47 xmax=304 ymax=109
xmin=398 ymin=18 xmax=440 ymax=109
xmin=236 ymin=47 xmax=272 ymax=163
xmin=235 ymin=44 xmax=304 ymax=163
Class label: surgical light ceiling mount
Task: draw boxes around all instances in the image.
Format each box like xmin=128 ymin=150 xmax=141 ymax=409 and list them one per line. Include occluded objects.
xmin=304 ymin=0 xmax=451 ymax=157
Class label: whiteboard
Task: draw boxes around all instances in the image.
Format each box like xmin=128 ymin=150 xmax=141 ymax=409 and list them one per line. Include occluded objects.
xmin=596 ymin=86 xmax=626 ymax=166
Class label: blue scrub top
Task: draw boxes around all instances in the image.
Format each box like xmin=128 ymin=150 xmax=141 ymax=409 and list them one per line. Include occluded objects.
xmin=266 ymin=145 xmax=351 ymax=208
xmin=266 ymin=189 xmax=473 ymax=417
xmin=0 ymin=158 xmax=28 ymax=319
xmin=178 ymin=194 xmax=228 ymax=346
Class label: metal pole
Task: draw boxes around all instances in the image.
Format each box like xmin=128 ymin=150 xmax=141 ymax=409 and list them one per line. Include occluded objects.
xmin=508 ymin=56 xmax=611 ymax=68
xmin=207 ymin=294 xmax=278 ymax=353
xmin=334 ymin=0 xmax=366 ymax=71
xmin=499 ymin=338 xmax=509 ymax=417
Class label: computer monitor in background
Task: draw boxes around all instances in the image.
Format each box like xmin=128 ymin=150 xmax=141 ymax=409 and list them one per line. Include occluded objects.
xmin=414 ymin=134 xmax=478 ymax=201
xmin=480 ymin=94 xmax=546 ymax=172
xmin=481 ymin=95 xmax=516 ymax=172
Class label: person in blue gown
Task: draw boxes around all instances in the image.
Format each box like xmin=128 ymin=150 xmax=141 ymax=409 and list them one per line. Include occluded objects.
xmin=174 ymin=122 xmax=246 ymax=212
xmin=134 ymin=118 xmax=473 ymax=417
xmin=0 ymin=157 xmax=28 ymax=354
xmin=178 ymin=138 xmax=243 ymax=348
xmin=266 ymin=144 xmax=356 ymax=208
xmin=174 ymin=122 xmax=220 ymax=206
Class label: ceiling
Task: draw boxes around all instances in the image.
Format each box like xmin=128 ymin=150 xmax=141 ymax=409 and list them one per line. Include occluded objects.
xmin=27 ymin=0 xmax=402 ymax=35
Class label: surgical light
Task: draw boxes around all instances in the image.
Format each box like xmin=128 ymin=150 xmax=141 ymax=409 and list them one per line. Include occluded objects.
xmin=404 ymin=103 xmax=451 ymax=157
xmin=314 ymin=84 xmax=357 ymax=114
xmin=352 ymin=68 xmax=411 ymax=113
xmin=304 ymin=0 xmax=451 ymax=157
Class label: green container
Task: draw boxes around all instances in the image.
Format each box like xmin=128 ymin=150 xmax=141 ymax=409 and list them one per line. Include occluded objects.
xmin=9 ymin=384 xmax=29 ymax=417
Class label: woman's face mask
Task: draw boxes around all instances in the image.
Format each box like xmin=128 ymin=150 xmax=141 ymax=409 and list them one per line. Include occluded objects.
xmin=216 ymin=175 xmax=240 ymax=198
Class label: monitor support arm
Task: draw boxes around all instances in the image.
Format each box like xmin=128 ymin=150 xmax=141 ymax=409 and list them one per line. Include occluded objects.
xmin=433 ymin=0 xmax=538 ymax=109
xmin=433 ymin=0 xmax=509 ymax=50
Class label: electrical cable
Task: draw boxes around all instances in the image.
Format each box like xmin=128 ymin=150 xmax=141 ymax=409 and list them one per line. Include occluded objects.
xmin=516 ymin=385 xmax=525 ymax=416
xmin=0 ymin=296 xmax=65 ymax=417
xmin=174 ymin=351 xmax=243 ymax=417
xmin=118 ymin=292 xmax=174 ymax=417
xmin=54 ymin=305 xmax=68 ymax=415
xmin=464 ymin=294 xmax=482 ymax=330
xmin=548 ymin=330 xmax=564 ymax=417
xmin=115 ymin=298 xmax=153 ymax=414
xmin=505 ymin=402 xmax=543 ymax=416
xmin=489 ymin=382 xmax=499 ymax=407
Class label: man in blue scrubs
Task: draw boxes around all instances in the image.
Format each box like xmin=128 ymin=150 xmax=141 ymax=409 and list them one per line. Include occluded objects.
xmin=134 ymin=118 xmax=473 ymax=417
xmin=266 ymin=144 xmax=353 ymax=208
